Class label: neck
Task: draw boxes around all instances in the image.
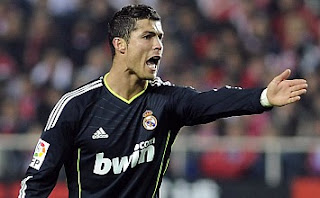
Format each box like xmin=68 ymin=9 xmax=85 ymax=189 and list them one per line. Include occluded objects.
xmin=105 ymin=66 xmax=147 ymax=101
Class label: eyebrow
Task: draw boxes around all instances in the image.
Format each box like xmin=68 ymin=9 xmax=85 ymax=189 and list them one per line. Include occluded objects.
xmin=142 ymin=31 xmax=164 ymax=37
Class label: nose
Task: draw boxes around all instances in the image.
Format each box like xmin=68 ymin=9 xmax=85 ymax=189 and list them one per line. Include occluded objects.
xmin=153 ymin=37 xmax=163 ymax=51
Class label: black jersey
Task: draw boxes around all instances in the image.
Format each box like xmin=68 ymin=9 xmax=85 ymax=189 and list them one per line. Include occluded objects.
xmin=19 ymin=75 xmax=269 ymax=198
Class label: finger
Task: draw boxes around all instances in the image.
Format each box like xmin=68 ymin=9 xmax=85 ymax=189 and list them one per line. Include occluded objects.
xmin=289 ymin=96 xmax=301 ymax=104
xmin=273 ymin=69 xmax=291 ymax=83
xmin=290 ymin=83 xmax=308 ymax=92
xmin=287 ymin=79 xmax=308 ymax=87
xmin=291 ymin=89 xmax=307 ymax=97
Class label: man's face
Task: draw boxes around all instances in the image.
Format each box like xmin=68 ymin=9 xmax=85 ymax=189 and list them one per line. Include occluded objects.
xmin=125 ymin=19 xmax=164 ymax=80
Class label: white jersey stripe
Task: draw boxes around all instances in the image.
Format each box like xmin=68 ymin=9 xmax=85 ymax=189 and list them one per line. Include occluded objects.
xmin=46 ymin=81 xmax=103 ymax=131
xmin=18 ymin=176 xmax=33 ymax=198
xmin=45 ymin=79 xmax=103 ymax=131
xmin=45 ymin=80 xmax=102 ymax=130
xmin=149 ymin=77 xmax=172 ymax=87
xmin=49 ymin=82 xmax=103 ymax=129
xmin=45 ymin=79 xmax=103 ymax=130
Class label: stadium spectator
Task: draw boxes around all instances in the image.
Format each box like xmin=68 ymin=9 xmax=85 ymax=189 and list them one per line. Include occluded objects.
xmin=30 ymin=47 xmax=73 ymax=91
xmin=200 ymin=117 xmax=260 ymax=180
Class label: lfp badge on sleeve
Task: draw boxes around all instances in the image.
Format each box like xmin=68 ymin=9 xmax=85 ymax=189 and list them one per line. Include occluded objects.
xmin=29 ymin=138 xmax=50 ymax=170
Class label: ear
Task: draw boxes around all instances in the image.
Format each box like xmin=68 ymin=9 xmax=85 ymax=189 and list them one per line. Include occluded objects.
xmin=112 ymin=37 xmax=127 ymax=55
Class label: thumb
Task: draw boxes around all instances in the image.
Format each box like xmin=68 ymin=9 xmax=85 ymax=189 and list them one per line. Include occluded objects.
xmin=273 ymin=69 xmax=291 ymax=83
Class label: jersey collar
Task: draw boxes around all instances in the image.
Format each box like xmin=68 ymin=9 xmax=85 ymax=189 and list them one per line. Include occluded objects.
xmin=103 ymin=73 xmax=148 ymax=104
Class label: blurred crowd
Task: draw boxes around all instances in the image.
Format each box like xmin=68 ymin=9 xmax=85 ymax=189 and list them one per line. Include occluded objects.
xmin=1 ymin=0 xmax=320 ymax=183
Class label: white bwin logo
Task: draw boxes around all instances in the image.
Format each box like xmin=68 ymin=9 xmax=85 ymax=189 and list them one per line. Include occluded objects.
xmin=93 ymin=137 xmax=156 ymax=175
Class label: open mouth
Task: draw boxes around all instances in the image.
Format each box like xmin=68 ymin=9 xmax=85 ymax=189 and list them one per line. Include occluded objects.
xmin=146 ymin=56 xmax=161 ymax=70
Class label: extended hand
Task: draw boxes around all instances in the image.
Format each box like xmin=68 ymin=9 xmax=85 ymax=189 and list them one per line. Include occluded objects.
xmin=266 ymin=69 xmax=308 ymax=106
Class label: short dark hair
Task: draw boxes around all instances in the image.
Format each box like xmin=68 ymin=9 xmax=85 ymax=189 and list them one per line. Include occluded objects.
xmin=108 ymin=4 xmax=161 ymax=58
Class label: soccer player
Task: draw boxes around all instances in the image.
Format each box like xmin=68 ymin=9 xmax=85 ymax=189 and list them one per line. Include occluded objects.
xmin=18 ymin=4 xmax=308 ymax=198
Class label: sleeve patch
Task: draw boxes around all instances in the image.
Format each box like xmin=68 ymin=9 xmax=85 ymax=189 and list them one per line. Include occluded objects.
xmin=29 ymin=139 xmax=50 ymax=170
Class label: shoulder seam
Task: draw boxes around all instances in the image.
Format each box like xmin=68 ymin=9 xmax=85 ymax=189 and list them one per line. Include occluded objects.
xmin=44 ymin=79 xmax=103 ymax=131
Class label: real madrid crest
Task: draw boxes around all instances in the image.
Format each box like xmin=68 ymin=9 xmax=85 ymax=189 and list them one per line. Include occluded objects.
xmin=142 ymin=110 xmax=157 ymax=130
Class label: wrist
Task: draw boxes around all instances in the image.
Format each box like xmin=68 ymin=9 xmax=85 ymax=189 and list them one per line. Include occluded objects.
xmin=260 ymin=88 xmax=272 ymax=107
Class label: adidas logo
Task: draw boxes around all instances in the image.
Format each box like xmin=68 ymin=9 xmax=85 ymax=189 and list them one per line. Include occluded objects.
xmin=92 ymin=127 xmax=109 ymax=139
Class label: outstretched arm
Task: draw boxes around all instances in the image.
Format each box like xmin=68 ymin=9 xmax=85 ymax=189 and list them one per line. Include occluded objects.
xmin=266 ymin=69 xmax=308 ymax=107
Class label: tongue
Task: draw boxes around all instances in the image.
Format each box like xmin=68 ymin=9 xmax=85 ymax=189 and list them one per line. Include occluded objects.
xmin=147 ymin=63 xmax=156 ymax=70
xmin=147 ymin=61 xmax=156 ymax=70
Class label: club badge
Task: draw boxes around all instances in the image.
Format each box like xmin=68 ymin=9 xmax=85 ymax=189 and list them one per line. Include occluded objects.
xmin=143 ymin=110 xmax=157 ymax=130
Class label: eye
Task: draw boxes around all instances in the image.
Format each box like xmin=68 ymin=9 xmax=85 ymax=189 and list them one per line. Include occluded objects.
xmin=143 ymin=34 xmax=152 ymax=40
